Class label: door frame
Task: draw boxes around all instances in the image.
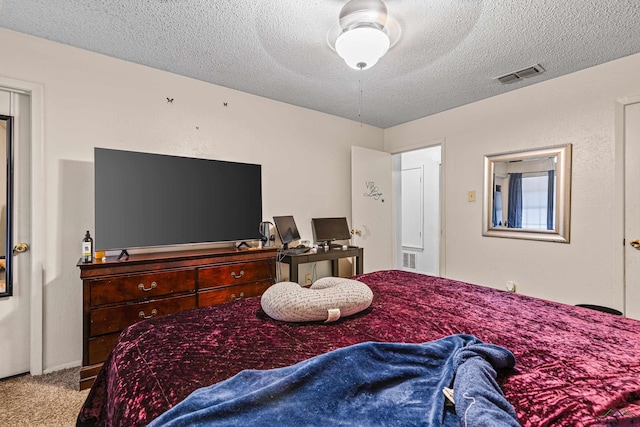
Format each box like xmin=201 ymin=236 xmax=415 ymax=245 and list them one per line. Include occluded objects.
xmin=0 ymin=76 xmax=44 ymax=375
xmin=387 ymin=138 xmax=446 ymax=276
xmin=615 ymin=94 xmax=640 ymax=317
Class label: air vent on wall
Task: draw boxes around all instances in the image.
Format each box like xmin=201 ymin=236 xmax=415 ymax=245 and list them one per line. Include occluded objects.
xmin=495 ymin=64 xmax=545 ymax=84
xmin=402 ymin=252 xmax=416 ymax=269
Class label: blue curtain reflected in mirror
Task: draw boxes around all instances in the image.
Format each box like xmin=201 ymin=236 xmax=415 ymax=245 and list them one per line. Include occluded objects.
xmin=507 ymin=173 xmax=522 ymax=228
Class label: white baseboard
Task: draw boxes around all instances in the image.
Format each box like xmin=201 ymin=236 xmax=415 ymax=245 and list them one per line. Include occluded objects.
xmin=42 ymin=361 xmax=81 ymax=375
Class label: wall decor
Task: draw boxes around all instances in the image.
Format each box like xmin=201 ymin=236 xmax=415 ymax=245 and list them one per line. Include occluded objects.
xmin=483 ymin=144 xmax=572 ymax=242
xmin=364 ymin=180 xmax=384 ymax=202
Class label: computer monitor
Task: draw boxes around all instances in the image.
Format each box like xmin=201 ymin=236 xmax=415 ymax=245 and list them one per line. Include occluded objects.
xmin=273 ymin=216 xmax=301 ymax=249
xmin=311 ymin=217 xmax=352 ymax=247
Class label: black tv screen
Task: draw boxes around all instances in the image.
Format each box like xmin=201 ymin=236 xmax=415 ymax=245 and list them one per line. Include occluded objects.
xmin=95 ymin=148 xmax=262 ymax=251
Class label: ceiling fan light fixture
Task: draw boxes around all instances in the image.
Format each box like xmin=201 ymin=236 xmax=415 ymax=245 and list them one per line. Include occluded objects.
xmin=336 ymin=26 xmax=390 ymax=70
xmin=327 ymin=0 xmax=400 ymax=71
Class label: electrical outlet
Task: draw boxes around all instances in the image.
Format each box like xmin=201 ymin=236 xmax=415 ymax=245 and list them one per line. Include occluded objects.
xmin=305 ymin=274 xmax=312 ymax=285
xmin=467 ymin=191 xmax=476 ymax=202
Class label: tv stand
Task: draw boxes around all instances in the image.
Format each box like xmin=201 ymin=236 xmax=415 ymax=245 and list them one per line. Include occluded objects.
xmin=117 ymin=249 xmax=129 ymax=260
xmin=278 ymin=246 xmax=363 ymax=283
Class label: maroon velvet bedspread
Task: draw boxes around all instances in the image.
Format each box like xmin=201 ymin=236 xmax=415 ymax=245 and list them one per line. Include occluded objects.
xmin=77 ymin=270 xmax=640 ymax=426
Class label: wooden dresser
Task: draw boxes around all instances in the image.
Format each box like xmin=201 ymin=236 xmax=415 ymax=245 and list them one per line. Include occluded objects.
xmin=78 ymin=247 xmax=277 ymax=390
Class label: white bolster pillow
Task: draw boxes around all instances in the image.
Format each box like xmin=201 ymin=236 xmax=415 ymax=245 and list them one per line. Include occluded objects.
xmin=261 ymin=277 xmax=373 ymax=323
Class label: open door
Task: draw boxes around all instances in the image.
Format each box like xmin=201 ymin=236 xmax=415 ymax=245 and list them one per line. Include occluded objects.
xmin=351 ymin=146 xmax=393 ymax=272
xmin=0 ymin=90 xmax=32 ymax=378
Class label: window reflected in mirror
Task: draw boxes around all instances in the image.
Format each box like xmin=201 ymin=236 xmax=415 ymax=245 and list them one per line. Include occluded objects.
xmin=492 ymin=157 xmax=555 ymax=230
xmin=483 ymin=144 xmax=572 ymax=243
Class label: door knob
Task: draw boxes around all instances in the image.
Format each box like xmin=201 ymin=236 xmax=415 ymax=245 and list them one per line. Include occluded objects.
xmin=631 ymin=240 xmax=640 ymax=249
xmin=13 ymin=243 xmax=29 ymax=255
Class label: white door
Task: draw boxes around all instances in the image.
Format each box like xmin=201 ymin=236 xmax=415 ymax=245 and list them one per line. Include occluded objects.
xmin=351 ymin=146 xmax=393 ymax=272
xmin=0 ymin=89 xmax=32 ymax=378
xmin=625 ymin=101 xmax=640 ymax=320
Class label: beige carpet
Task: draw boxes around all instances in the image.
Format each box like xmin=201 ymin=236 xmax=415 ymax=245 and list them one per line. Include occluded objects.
xmin=0 ymin=367 xmax=89 ymax=427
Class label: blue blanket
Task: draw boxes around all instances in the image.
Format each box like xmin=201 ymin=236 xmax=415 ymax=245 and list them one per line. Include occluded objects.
xmin=149 ymin=334 xmax=520 ymax=426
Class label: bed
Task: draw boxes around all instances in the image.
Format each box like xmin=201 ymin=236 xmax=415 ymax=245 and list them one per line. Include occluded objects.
xmin=77 ymin=270 xmax=640 ymax=426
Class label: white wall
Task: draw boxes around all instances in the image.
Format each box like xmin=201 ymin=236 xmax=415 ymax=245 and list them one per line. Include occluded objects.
xmin=385 ymin=52 xmax=640 ymax=311
xmin=0 ymin=29 xmax=384 ymax=372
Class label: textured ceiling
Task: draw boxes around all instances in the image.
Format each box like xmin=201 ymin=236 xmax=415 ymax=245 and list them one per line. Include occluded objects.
xmin=1 ymin=0 xmax=639 ymax=128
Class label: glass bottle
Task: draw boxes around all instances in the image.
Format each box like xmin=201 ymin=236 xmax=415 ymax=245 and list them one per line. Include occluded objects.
xmin=82 ymin=231 xmax=93 ymax=263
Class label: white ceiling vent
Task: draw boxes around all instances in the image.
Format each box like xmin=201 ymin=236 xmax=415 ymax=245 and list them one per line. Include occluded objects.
xmin=495 ymin=64 xmax=545 ymax=84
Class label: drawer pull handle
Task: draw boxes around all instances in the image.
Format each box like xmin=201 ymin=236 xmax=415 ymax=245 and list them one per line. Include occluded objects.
xmin=138 ymin=282 xmax=157 ymax=292
xmin=231 ymin=270 xmax=245 ymax=279
xmin=139 ymin=309 xmax=158 ymax=319
xmin=231 ymin=292 xmax=245 ymax=301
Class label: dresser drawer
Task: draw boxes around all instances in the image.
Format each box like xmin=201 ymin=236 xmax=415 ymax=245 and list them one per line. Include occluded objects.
xmin=90 ymin=269 xmax=195 ymax=306
xmin=198 ymin=281 xmax=272 ymax=307
xmin=198 ymin=260 xmax=274 ymax=290
xmin=89 ymin=294 xmax=196 ymax=336
xmin=87 ymin=332 xmax=121 ymax=365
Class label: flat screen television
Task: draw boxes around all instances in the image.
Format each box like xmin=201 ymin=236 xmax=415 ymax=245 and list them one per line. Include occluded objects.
xmin=94 ymin=148 xmax=262 ymax=251
xmin=311 ymin=217 xmax=352 ymax=246
xmin=272 ymin=215 xmax=301 ymax=249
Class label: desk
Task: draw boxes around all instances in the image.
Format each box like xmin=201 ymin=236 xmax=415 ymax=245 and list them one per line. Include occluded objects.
xmin=278 ymin=247 xmax=364 ymax=283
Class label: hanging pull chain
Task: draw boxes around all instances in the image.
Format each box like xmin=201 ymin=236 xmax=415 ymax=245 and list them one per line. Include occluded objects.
xmin=358 ymin=77 xmax=362 ymax=127
xmin=357 ymin=62 xmax=365 ymax=127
